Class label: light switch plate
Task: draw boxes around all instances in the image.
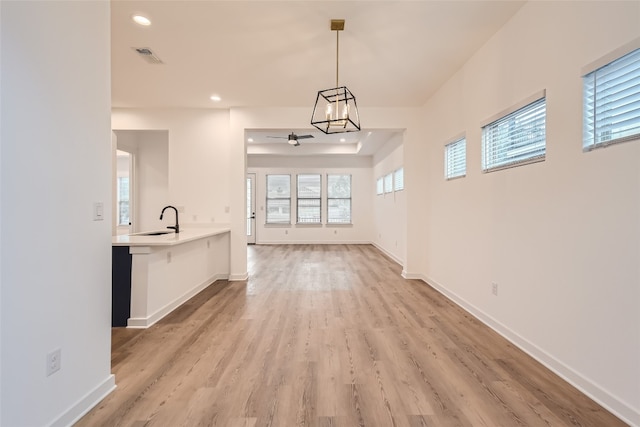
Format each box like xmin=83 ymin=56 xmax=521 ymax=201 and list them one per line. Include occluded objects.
xmin=93 ymin=202 xmax=104 ymax=221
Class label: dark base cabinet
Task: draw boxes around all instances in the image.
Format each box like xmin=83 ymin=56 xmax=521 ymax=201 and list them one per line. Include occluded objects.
xmin=112 ymin=246 xmax=132 ymax=327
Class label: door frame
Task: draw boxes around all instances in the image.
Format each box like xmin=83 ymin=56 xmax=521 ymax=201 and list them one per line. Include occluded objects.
xmin=247 ymin=173 xmax=256 ymax=244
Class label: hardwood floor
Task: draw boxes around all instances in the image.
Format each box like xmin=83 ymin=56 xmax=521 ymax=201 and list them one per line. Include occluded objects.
xmin=78 ymin=244 xmax=626 ymax=426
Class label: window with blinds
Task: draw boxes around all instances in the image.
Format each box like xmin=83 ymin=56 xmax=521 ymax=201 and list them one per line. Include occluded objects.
xmin=266 ymin=174 xmax=291 ymax=224
xmin=117 ymin=177 xmax=130 ymax=226
xmin=583 ymin=48 xmax=640 ymax=150
xmin=445 ymin=138 xmax=466 ymax=179
xmin=297 ymin=174 xmax=321 ymax=224
xmin=376 ymin=177 xmax=383 ymax=195
xmin=327 ymin=174 xmax=351 ymax=224
xmin=482 ymin=97 xmax=546 ymax=172
xmin=384 ymin=173 xmax=393 ymax=193
xmin=394 ymin=168 xmax=404 ymax=191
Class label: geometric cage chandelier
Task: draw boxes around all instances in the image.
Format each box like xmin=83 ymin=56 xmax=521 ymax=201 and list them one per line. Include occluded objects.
xmin=310 ymin=19 xmax=361 ymax=134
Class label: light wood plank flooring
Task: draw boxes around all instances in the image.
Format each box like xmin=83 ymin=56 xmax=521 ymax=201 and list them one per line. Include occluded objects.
xmin=77 ymin=244 xmax=626 ymax=426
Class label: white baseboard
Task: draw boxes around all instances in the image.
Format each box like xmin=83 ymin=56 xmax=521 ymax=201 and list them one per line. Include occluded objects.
xmin=416 ymin=275 xmax=639 ymax=427
xmin=127 ymin=273 xmax=228 ymax=328
xmin=256 ymin=240 xmax=372 ymax=245
xmin=49 ymin=374 xmax=116 ymax=427
xmin=229 ymin=272 xmax=248 ymax=281
xmin=371 ymin=242 xmax=404 ymax=266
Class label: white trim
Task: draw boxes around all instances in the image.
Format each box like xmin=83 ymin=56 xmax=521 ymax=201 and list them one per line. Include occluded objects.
xmin=229 ymin=272 xmax=249 ymax=281
xmin=581 ymin=37 xmax=640 ymax=76
xmin=443 ymin=131 xmax=466 ymax=147
xmin=417 ymin=275 xmax=639 ymax=427
xmin=127 ymin=274 xmax=228 ymax=328
xmin=480 ymin=89 xmax=546 ymax=128
xmin=256 ymin=240 xmax=372 ymax=245
xmin=371 ymin=242 xmax=404 ymax=266
xmin=49 ymin=375 xmax=116 ymax=427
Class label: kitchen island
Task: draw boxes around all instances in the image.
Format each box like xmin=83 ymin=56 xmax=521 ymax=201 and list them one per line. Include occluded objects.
xmin=112 ymin=227 xmax=230 ymax=328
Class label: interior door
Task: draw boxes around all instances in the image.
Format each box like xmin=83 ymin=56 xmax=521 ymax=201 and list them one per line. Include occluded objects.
xmin=247 ymin=173 xmax=256 ymax=244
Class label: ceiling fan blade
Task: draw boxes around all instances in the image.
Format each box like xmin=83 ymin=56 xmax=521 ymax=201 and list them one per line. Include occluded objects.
xmin=296 ymin=135 xmax=314 ymax=140
xmin=266 ymin=136 xmax=287 ymax=139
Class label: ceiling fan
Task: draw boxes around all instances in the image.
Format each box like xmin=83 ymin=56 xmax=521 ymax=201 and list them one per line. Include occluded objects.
xmin=267 ymin=132 xmax=314 ymax=147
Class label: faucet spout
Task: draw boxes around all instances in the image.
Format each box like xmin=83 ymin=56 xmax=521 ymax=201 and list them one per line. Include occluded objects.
xmin=160 ymin=205 xmax=180 ymax=233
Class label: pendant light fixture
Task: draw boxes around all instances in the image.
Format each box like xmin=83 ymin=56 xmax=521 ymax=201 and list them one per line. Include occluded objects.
xmin=311 ymin=19 xmax=361 ymax=134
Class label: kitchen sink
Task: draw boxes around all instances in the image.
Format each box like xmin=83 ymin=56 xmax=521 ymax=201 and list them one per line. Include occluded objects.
xmin=132 ymin=231 xmax=174 ymax=236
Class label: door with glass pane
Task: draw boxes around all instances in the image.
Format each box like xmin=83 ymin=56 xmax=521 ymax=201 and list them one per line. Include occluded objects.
xmin=246 ymin=173 xmax=256 ymax=244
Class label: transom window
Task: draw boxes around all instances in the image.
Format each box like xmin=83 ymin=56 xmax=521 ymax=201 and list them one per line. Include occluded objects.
xmin=445 ymin=138 xmax=466 ymax=179
xmin=583 ymin=47 xmax=640 ymax=150
xmin=482 ymin=95 xmax=546 ymax=172
xmin=394 ymin=168 xmax=404 ymax=191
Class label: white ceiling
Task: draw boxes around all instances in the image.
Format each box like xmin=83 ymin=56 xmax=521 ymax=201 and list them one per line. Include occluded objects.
xmin=111 ymin=0 xmax=526 ymax=154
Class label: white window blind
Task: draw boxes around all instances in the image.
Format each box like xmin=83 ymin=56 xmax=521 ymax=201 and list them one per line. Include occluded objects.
xmin=445 ymin=138 xmax=466 ymax=179
xmin=482 ymin=97 xmax=546 ymax=172
xmin=327 ymin=174 xmax=351 ymax=224
xmin=266 ymin=174 xmax=291 ymax=224
xmin=376 ymin=177 xmax=383 ymax=195
xmin=394 ymin=168 xmax=404 ymax=191
xmin=384 ymin=173 xmax=393 ymax=193
xmin=297 ymin=174 xmax=321 ymax=223
xmin=117 ymin=177 xmax=130 ymax=226
xmin=583 ymin=48 xmax=640 ymax=150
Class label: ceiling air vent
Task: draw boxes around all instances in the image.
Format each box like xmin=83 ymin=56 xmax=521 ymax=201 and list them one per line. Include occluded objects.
xmin=132 ymin=47 xmax=163 ymax=64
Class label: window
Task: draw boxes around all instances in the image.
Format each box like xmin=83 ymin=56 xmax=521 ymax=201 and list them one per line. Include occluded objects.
xmin=297 ymin=174 xmax=321 ymax=223
xmin=327 ymin=174 xmax=351 ymax=224
xmin=376 ymin=177 xmax=384 ymax=195
xmin=445 ymin=138 xmax=466 ymax=179
xmin=117 ymin=177 xmax=129 ymax=226
xmin=482 ymin=95 xmax=546 ymax=172
xmin=266 ymin=174 xmax=291 ymax=224
xmin=394 ymin=168 xmax=404 ymax=191
xmin=583 ymin=48 xmax=640 ymax=150
xmin=384 ymin=173 xmax=393 ymax=193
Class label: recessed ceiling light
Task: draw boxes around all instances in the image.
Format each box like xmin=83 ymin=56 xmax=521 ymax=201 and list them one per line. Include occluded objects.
xmin=340 ymin=138 xmax=346 ymax=142
xmin=132 ymin=15 xmax=151 ymax=26
xmin=210 ymin=95 xmax=221 ymax=102
xmin=247 ymin=138 xmax=254 ymax=143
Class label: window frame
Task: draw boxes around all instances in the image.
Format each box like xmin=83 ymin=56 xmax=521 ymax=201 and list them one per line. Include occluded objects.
xmin=394 ymin=167 xmax=404 ymax=191
xmin=327 ymin=174 xmax=352 ymax=224
xmin=481 ymin=90 xmax=547 ymax=173
xmin=582 ymin=45 xmax=640 ymax=151
xmin=384 ymin=173 xmax=393 ymax=194
xmin=117 ymin=176 xmax=130 ymax=226
xmin=444 ymin=136 xmax=466 ymax=180
xmin=376 ymin=177 xmax=384 ymax=195
xmin=296 ymin=173 xmax=322 ymax=224
xmin=265 ymin=174 xmax=291 ymax=224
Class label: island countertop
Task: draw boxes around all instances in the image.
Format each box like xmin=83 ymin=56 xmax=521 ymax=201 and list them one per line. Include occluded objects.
xmin=112 ymin=226 xmax=231 ymax=247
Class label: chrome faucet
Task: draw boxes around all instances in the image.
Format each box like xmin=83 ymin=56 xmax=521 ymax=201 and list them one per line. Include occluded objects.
xmin=160 ymin=205 xmax=180 ymax=233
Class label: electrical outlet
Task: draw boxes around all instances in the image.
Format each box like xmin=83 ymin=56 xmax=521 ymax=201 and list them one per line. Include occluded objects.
xmin=492 ymin=282 xmax=499 ymax=296
xmin=167 ymin=252 xmax=172 ymax=263
xmin=285 ymin=230 xmax=288 ymax=235
xmin=46 ymin=349 xmax=61 ymax=376
xmin=334 ymin=230 xmax=337 ymax=234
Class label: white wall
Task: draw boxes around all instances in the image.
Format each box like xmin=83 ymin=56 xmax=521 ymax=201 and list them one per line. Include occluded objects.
xmin=114 ymin=130 xmax=170 ymax=233
xmin=372 ymin=135 xmax=406 ymax=265
xmin=1 ymin=2 xmax=114 ymax=426
xmin=248 ymin=155 xmax=373 ymax=244
xmin=414 ymin=2 xmax=640 ymax=424
xmin=230 ymin=107 xmax=423 ymax=279
xmin=112 ymin=108 xmax=232 ymax=227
